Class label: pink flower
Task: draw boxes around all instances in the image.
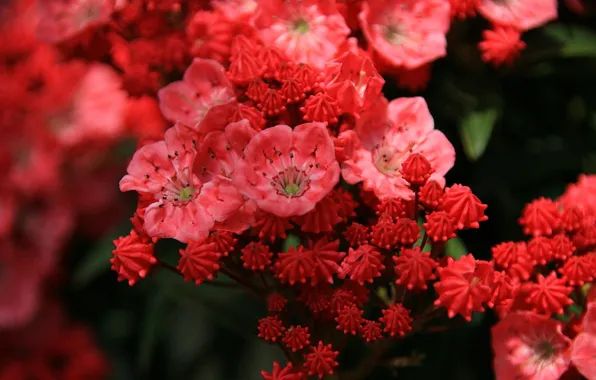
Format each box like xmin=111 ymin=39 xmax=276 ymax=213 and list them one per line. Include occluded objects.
xmin=571 ymin=333 xmax=596 ymax=380
xmin=571 ymin=302 xmax=596 ymax=379
xmin=492 ymin=312 xmax=571 ymax=380
xmin=212 ymin=0 xmax=258 ymax=21
xmin=234 ymin=122 xmax=340 ymax=217
xmin=198 ymin=119 xmax=258 ymax=233
xmin=0 ymin=243 xmax=45 ymax=329
xmin=53 ymin=64 xmax=127 ymax=147
xmin=341 ymin=97 xmax=455 ymax=200
xmin=120 ymin=123 xmax=244 ymax=243
xmin=477 ymin=0 xmax=558 ymax=31
xmin=252 ymin=0 xmax=350 ymax=69
xmin=157 ymin=59 xmax=236 ymax=132
xmin=359 ymin=0 xmax=451 ymax=70
xmin=322 ymin=50 xmax=385 ymax=115
xmin=36 ymin=0 xmax=116 ymax=43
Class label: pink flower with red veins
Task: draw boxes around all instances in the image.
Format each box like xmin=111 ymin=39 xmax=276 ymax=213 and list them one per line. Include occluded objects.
xmin=359 ymin=0 xmax=451 ymax=70
xmin=322 ymin=51 xmax=385 ymax=115
xmin=492 ymin=312 xmax=571 ymax=380
xmin=212 ymin=0 xmax=258 ymax=21
xmin=120 ymin=123 xmax=244 ymax=243
xmin=234 ymin=122 xmax=340 ymax=217
xmin=197 ymin=119 xmax=258 ymax=234
xmin=36 ymin=0 xmax=116 ymax=43
xmin=477 ymin=0 xmax=557 ymax=31
xmin=252 ymin=0 xmax=350 ymax=70
xmin=571 ymin=302 xmax=596 ymax=379
xmin=341 ymin=97 xmax=455 ymax=200
xmin=158 ymin=59 xmax=236 ymax=133
xmin=53 ymin=64 xmax=127 ymax=147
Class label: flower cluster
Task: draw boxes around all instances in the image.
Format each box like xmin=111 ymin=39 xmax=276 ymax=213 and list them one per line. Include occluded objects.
xmin=0 ymin=0 xmax=149 ymax=376
xmin=0 ymin=0 xmax=576 ymax=377
xmin=178 ymin=0 xmax=557 ymax=91
xmin=490 ymin=175 xmax=596 ymax=380
xmin=0 ymin=0 xmax=165 ymax=329
xmin=114 ymin=28 xmax=501 ymax=378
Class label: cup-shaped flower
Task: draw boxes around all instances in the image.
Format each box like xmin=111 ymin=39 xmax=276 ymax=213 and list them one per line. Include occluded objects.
xmin=477 ymin=0 xmax=557 ymax=31
xmin=234 ymin=122 xmax=340 ymax=217
xmin=359 ymin=0 xmax=451 ymax=70
xmin=158 ymin=59 xmax=236 ymax=132
xmin=341 ymin=96 xmax=455 ymax=200
xmin=252 ymin=0 xmax=350 ymax=69
xmin=119 ymin=123 xmax=244 ymax=243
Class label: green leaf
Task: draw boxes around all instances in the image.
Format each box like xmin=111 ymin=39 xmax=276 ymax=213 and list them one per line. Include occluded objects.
xmin=542 ymin=24 xmax=596 ymax=58
xmin=458 ymin=107 xmax=499 ymax=161
xmin=568 ymin=303 xmax=583 ymax=317
xmin=282 ymin=232 xmax=301 ymax=252
xmin=444 ymin=237 xmax=467 ymax=260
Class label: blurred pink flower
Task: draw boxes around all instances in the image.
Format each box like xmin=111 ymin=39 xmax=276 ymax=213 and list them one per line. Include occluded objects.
xmin=492 ymin=312 xmax=571 ymax=380
xmin=477 ymin=0 xmax=557 ymax=31
xmin=359 ymin=0 xmax=451 ymax=70
xmin=158 ymin=58 xmax=236 ymax=132
xmin=36 ymin=0 xmax=116 ymax=42
xmin=53 ymin=64 xmax=127 ymax=147
xmin=571 ymin=302 xmax=596 ymax=379
xmin=252 ymin=0 xmax=350 ymax=69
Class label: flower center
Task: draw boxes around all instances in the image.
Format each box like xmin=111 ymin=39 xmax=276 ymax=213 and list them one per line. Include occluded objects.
xmin=178 ymin=186 xmax=194 ymax=201
xmin=373 ymin=133 xmax=417 ymax=176
xmin=384 ymin=25 xmax=405 ymax=45
xmin=272 ymin=166 xmax=310 ymax=198
xmin=293 ymin=18 xmax=310 ymax=34
xmin=285 ymin=183 xmax=301 ymax=195
xmin=534 ymin=341 xmax=555 ymax=361
xmin=76 ymin=2 xmax=102 ymax=28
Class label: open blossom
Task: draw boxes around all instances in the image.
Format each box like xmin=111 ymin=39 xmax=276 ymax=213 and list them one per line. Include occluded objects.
xmin=36 ymin=0 xmax=116 ymax=42
xmin=233 ymin=122 xmax=340 ymax=217
xmin=571 ymin=302 xmax=596 ymax=379
xmin=359 ymin=0 xmax=451 ymax=70
xmin=477 ymin=0 xmax=558 ymax=31
xmin=492 ymin=312 xmax=571 ymax=380
xmin=157 ymin=59 xmax=236 ymax=132
xmin=252 ymin=0 xmax=350 ymax=69
xmin=119 ymin=123 xmax=244 ymax=242
xmin=341 ymin=96 xmax=455 ymax=200
xmin=197 ymin=119 xmax=258 ymax=233
xmin=53 ymin=64 xmax=127 ymax=147
xmin=212 ymin=0 xmax=258 ymax=22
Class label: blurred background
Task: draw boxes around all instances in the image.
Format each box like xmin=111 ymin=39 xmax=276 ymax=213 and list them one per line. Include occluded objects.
xmin=2 ymin=0 xmax=596 ymax=379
